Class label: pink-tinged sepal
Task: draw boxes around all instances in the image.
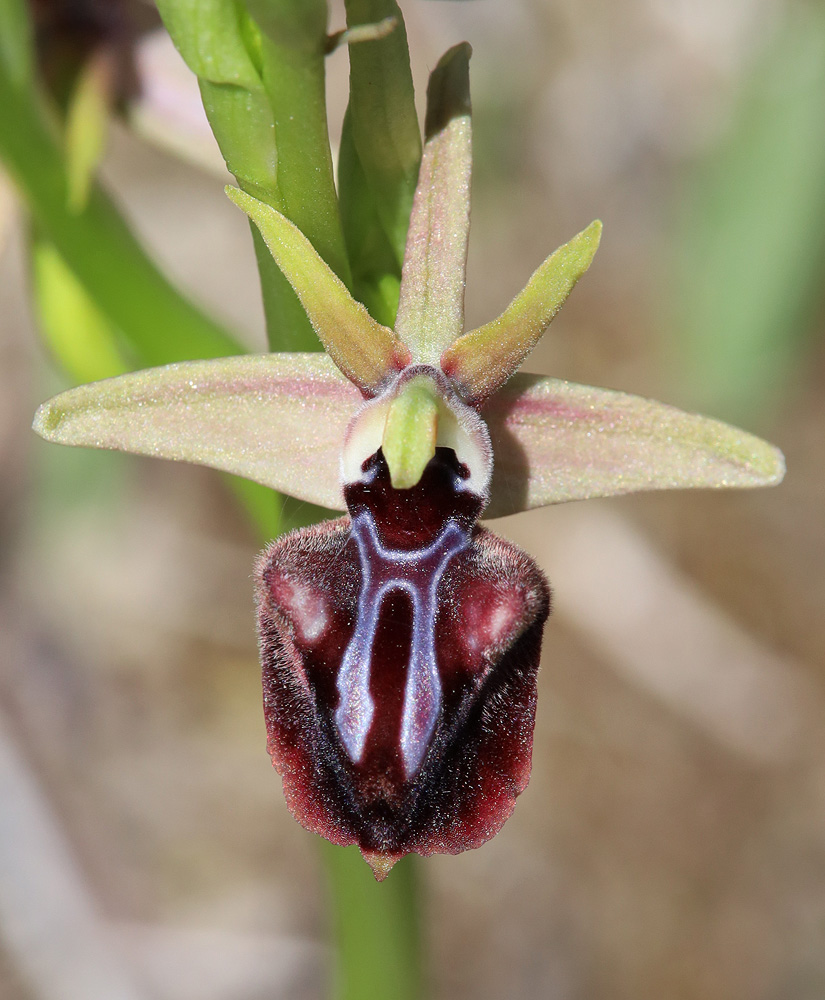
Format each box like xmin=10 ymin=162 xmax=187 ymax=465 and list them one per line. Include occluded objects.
xmin=255 ymin=448 xmax=549 ymax=878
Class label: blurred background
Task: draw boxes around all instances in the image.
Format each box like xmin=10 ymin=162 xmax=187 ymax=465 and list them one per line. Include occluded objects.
xmin=1 ymin=0 xmax=824 ymax=997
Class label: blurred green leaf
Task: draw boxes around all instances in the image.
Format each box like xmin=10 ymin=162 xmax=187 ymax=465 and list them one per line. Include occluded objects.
xmin=0 ymin=0 xmax=33 ymax=90
xmin=0 ymin=10 xmax=275 ymax=534
xmin=64 ymin=52 xmax=113 ymax=213
xmin=671 ymin=6 xmax=825 ymax=421
xmin=31 ymin=235 xmax=129 ymax=382
xmin=0 ymin=64 xmax=240 ymax=364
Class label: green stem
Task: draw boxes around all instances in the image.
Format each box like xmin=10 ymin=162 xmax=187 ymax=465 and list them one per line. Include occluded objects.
xmin=322 ymin=844 xmax=423 ymax=1000
xmin=0 ymin=66 xmax=240 ymax=364
xmin=252 ymin=20 xmax=352 ymax=351
xmin=259 ymin=36 xmax=351 ymax=288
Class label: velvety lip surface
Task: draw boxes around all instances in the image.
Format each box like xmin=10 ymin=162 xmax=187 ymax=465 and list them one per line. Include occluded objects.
xmin=255 ymin=450 xmax=550 ymax=874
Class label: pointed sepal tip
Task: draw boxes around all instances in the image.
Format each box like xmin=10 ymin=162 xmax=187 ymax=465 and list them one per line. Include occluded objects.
xmin=225 ymin=186 xmax=410 ymax=395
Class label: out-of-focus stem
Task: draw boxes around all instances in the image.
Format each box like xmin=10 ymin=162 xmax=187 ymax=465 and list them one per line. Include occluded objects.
xmin=322 ymin=843 xmax=423 ymax=1000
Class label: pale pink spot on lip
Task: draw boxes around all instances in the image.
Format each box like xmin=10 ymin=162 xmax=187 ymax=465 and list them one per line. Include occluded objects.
xmin=462 ymin=590 xmax=523 ymax=660
xmin=272 ymin=577 xmax=329 ymax=644
xmin=487 ymin=600 xmax=519 ymax=643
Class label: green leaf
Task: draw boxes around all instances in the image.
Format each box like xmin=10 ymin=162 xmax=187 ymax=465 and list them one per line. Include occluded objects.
xmin=33 ymin=353 xmax=363 ymax=509
xmin=0 ymin=0 xmax=33 ymax=90
xmin=338 ymin=111 xmax=403 ymax=328
xmin=342 ymin=0 xmax=421 ymax=270
xmin=65 ymin=52 xmax=113 ymax=213
xmin=197 ymin=79 xmax=277 ymax=193
xmin=155 ymin=0 xmax=263 ymax=86
xmin=242 ymin=0 xmax=327 ymax=52
xmin=227 ymin=187 xmax=410 ymax=392
xmin=30 ymin=236 xmax=128 ymax=383
xmin=254 ymin=26 xmax=352 ymax=289
xmin=442 ymin=220 xmax=601 ymax=405
xmin=394 ymin=43 xmax=472 ymax=364
xmin=483 ymin=373 xmax=785 ymax=518
xmin=154 ymin=2 xmax=279 ymax=197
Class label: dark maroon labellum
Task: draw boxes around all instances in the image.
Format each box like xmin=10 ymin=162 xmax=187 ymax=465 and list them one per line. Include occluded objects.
xmin=255 ymin=447 xmax=550 ymax=878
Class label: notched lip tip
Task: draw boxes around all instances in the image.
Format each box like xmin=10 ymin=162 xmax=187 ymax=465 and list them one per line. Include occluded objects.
xmin=361 ymin=849 xmax=401 ymax=882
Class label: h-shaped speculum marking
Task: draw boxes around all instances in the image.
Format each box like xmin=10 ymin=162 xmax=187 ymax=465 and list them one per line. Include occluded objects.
xmin=335 ymin=510 xmax=470 ymax=777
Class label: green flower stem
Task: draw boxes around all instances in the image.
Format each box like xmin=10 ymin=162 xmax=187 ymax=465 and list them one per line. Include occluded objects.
xmin=257 ymin=36 xmax=351 ymax=288
xmin=0 ymin=66 xmax=240 ymax=365
xmin=322 ymin=844 xmax=423 ymax=1000
xmin=253 ymin=30 xmax=352 ymax=351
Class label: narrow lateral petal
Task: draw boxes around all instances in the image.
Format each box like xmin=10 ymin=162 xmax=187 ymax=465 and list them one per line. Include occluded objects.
xmin=394 ymin=43 xmax=472 ymax=363
xmin=227 ymin=187 xmax=410 ymax=394
xmin=33 ymin=354 xmax=363 ymax=510
xmin=442 ymin=221 xmax=602 ymax=406
xmin=483 ymin=374 xmax=786 ymax=518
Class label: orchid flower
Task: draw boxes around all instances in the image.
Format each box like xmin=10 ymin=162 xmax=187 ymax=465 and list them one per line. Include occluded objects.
xmin=33 ymin=45 xmax=784 ymax=880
